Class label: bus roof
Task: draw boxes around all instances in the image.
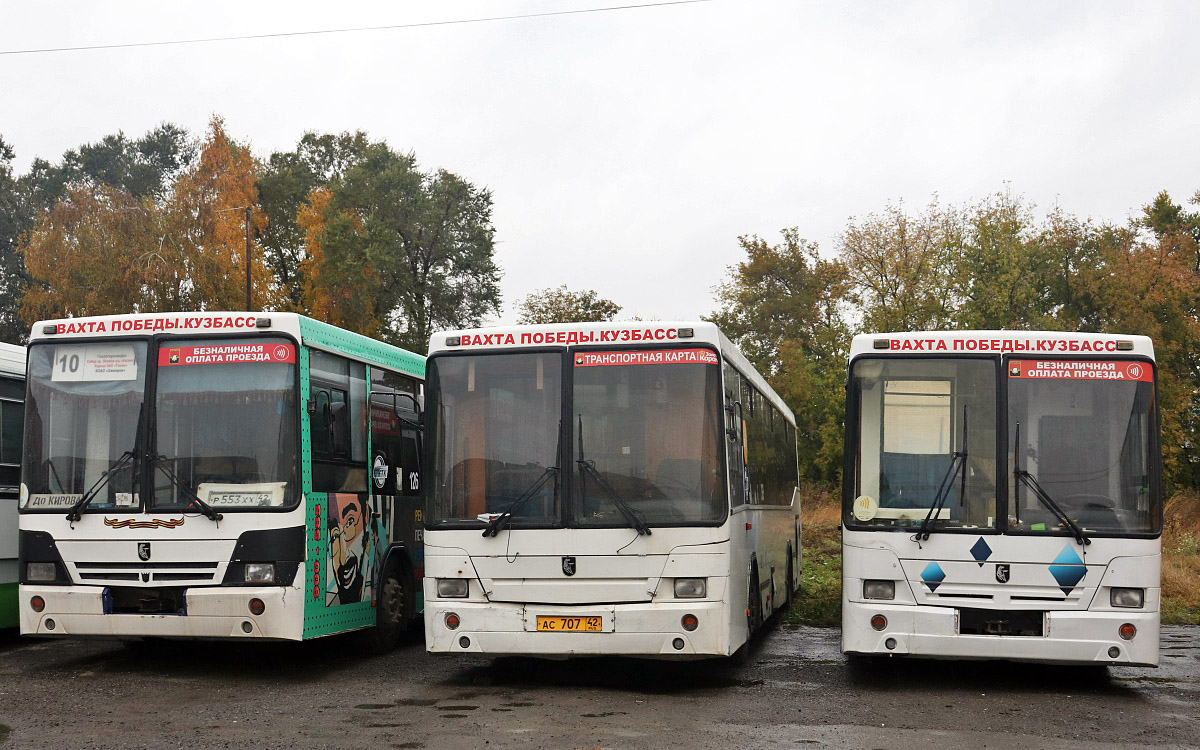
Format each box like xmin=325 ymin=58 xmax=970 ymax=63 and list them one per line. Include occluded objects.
xmin=430 ymin=321 xmax=794 ymax=423
xmin=0 ymin=341 xmax=23 ymax=378
xmin=849 ymin=331 xmax=1155 ymax=361
xmin=29 ymin=311 xmax=425 ymax=379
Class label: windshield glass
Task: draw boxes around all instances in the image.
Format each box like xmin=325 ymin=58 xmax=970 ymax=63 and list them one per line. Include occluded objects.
xmin=22 ymin=342 xmax=147 ymax=510
xmin=1007 ymin=358 xmax=1160 ymax=535
xmin=570 ymin=348 xmax=725 ymax=526
xmin=847 ymin=357 xmax=997 ymax=530
xmin=152 ymin=338 xmax=298 ymax=509
xmin=428 ymin=353 xmax=561 ymax=525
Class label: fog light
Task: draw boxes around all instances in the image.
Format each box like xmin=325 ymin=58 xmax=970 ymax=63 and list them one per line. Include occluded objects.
xmin=870 ymin=614 xmax=887 ymax=631
xmin=45 ymin=618 xmax=56 ymax=631
xmin=248 ymin=598 xmax=265 ymax=616
xmin=1108 ymin=646 xmax=1121 ymax=658
xmin=674 ymin=578 xmax=706 ymax=598
xmin=27 ymin=562 xmax=57 ymax=582
xmin=885 ymin=638 xmax=897 ymax=650
xmin=459 ymin=636 xmax=471 ymax=648
xmin=681 ymin=614 xmax=699 ymax=631
xmin=437 ymin=578 xmax=469 ymax=598
xmin=863 ymin=580 xmax=895 ymax=600
xmin=1110 ymin=587 xmax=1144 ymax=609
xmin=244 ymin=563 xmax=276 ymax=583
xmin=30 ymin=596 xmax=45 ymax=613
xmin=672 ymin=638 xmax=685 ymax=650
xmin=1119 ymin=623 xmax=1136 ymax=640
xmin=241 ymin=621 xmax=253 ymax=633
xmin=445 ymin=612 xmax=461 ymax=630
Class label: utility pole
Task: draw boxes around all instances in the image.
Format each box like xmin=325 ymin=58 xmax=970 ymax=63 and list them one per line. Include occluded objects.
xmin=245 ymin=205 xmax=253 ymax=312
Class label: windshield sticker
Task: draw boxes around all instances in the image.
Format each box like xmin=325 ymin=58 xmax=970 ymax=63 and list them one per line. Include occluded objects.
xmin=51 ymin=344 xmax=139 ymax=382
xmin=574 ymin=348 xmax=719 ymax=367
xmin=1009 ymin=360 xmax=1153 ymax=382
xmin=24 ymin=493 xmax=83 ymax=508
xmin=157 ymin=343 xmax=295 ymax=367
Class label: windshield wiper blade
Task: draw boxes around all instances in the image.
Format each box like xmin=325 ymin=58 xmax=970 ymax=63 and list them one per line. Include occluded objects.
xmin=915 ymin=407 xmax=968 ymax=543
xmin=66 ymin=450 xmax=137 ymax=522
xmin=151 ymin=454 xmax=223 ymax=522
xmin=482 ymin=466 xmax=559 ymax=537
xmin=576 ymin=416 xmax=651 ymax=536
xmin=1012 ymin=424 xmax=1088 ymax=546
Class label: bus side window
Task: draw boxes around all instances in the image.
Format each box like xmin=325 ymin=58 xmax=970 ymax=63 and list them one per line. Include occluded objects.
xmin=723 ymin=360 xmax=745 ymax=507
xmin=310 ymin=350 xmax=367 ymax=493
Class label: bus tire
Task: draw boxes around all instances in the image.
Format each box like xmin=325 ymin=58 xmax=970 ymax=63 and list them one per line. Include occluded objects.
xmin=783 ymin=544 xmax=795 ymax=610
xmin=746 ymin=565 xmax=763 ymax=637
xmin=362 ymin=563 xmax=408 ymax=655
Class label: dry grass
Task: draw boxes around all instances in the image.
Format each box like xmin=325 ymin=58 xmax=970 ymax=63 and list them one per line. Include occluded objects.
xmin=785 ymin=485 xmax=1200 ymax=627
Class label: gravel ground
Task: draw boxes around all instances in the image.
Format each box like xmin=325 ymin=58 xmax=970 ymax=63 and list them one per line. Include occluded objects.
xmin=0 ymin=624 xmax=1195 ymax=749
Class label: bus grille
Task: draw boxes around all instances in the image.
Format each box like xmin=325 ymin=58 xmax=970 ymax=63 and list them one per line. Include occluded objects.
xmin=72 ymin=561 xmax=220 ymax=584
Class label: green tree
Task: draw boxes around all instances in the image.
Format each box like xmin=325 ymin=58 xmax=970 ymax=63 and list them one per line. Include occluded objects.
xmin=516 ymin=285 xmax=621 ymax=324
xmin=299 ymin=140 xmax=501 ymax=351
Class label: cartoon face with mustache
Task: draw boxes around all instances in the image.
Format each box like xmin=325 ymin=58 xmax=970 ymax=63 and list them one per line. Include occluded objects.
xmin=328 ymin=494 xmax=367 ymax=604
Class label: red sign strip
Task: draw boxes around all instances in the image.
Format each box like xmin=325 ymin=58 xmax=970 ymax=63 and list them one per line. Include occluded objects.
xmin=157 ymin=343 xmax=296 ymax=366
xmin=574 ymin=348 xmax=719 ymax=367
xmin=1008 ymin=359 xmax=1152 ymax=382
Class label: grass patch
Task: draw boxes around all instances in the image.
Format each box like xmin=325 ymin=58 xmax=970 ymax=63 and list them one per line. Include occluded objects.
xmin=784 ymin=486 xmax=1200 ymax=627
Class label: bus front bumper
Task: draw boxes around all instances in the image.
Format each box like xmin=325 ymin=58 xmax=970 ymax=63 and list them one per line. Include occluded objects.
xmin=425 ymin=600 xmax=730 ymax=659
xmin=842 ymin=600 xmax=1160 ymax=666
xmin=19 ymin=583 xmax=305 ymax=641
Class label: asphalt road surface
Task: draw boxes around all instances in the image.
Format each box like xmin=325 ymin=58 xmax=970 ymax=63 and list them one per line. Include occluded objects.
xmin=0 ymin=624 xmax=1195 ymax=749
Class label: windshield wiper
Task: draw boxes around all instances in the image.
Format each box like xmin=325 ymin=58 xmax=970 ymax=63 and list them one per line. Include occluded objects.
xmin=1013 ymin=422 xmax=1089 ymax=546
xmin=66 ymin=450 xmax=137 ymax=522
xmin=576 ymin=416 xmax=651 ymax=536
xmin=151 ymin=454 xmax=223 ymax=522
xmin=482 ymin=465 xmax=559 ymax=537
xmin=915 ymin=407 xmax=968 ymax=544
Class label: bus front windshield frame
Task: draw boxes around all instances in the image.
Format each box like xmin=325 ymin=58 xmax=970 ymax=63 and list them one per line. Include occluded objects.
xmin=1006 ymin=357 xmax=1161 ymax=537
xmin=846 ymin=356 xmax=999 ymax=533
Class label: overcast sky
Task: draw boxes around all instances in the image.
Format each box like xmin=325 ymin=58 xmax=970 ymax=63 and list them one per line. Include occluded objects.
xmin=3 ymin=1 xmax=1199 ymax=324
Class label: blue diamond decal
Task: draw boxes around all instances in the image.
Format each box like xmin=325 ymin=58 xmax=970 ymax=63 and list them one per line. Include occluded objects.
xmin=920 ymin=561 xmax=946 ymax=592
xmin=1049 ymin=544 xmax=1086 ymax=594
xmin=969 ymin=537 xmax=992 ymax=567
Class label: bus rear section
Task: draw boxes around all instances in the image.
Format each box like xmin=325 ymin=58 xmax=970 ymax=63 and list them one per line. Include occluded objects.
xmin=842 ymin=331 xmax=1162 ymax=666
xmin=19 ymin=312 xmax=425 ymax=648
xmin=421 ymin=322 xmax=799 ymax=659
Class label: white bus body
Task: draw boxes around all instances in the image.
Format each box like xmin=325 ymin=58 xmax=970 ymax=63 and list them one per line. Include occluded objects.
xmin=0 ymin=342 xmax=24 ymax=628
xmin=422 ymin=322 xmax=799 ymax=658
xmin=843 ymin=331 xmax=1162 ymax=666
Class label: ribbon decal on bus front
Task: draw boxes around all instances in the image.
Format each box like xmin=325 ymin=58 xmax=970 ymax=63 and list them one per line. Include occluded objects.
xmin=1007 ymin=359 xmax=1152 ymax=381
xmin=157 ymin=343 xmax=296 ymax=366
xmin=573 ymin=348 xmax=718 ymax=367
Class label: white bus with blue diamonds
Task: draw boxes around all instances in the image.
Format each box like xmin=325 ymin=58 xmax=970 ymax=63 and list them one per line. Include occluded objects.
xmin=842 ymin=331 xmax=1161 ymax=666
xmin=422 ymin=322 xmax=800 ymax=658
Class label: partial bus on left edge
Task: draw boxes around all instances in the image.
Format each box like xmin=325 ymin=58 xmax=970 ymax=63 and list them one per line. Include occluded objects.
xmin=19 ymin=312 xmax=425 ymax=650
xmin=0 ymin=342 xmax=24 ymax=629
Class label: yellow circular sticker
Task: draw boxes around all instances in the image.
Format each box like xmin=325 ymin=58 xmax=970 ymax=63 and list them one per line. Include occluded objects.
xmin=853 ymin=495 xmax=879 ymax=521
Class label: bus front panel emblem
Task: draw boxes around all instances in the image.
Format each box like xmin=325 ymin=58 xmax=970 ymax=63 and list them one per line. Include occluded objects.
xmin=995 ymin=563 xmax=1010 ymax=583
xmin=562 ymin=556 xmax=576 ymax=576
xmin=138 ymin=542 xmax=151 ymax=561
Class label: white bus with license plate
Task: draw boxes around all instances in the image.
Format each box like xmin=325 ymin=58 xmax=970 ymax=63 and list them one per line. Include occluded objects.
xmin=422 ymin=322 xmax=800 ymax=658
xmin=19 ymin=312 xmax=426 ymax=649
xmin=843 ymin=331 xmax=1162 ymax=665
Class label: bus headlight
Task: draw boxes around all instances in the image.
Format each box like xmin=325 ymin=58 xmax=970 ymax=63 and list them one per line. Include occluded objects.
xmin=244 ymin=563 xmax=276 ymax=583
xmin=27 ymin=562 xmax=58 ymax=582
xmin=437 ymin=579 xmax=469 ymax=598
xmin=674 ymin=578 xmax=706 ymax=598
xmin=1110 ymin=587 xmax=1144 ymax=608
xmin=863 ymin=580 xmax=895 ymax=600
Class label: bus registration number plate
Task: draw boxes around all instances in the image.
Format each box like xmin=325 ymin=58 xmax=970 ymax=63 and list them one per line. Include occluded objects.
xmin=536 ymin=616 xmax=603 ymax=632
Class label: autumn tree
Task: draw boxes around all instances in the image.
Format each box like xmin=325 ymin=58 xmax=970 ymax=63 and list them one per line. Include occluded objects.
xmin=516 ymin=285 xmax=621 ymax=324
xmin=297 ymin=139 xmax=501 ymax=351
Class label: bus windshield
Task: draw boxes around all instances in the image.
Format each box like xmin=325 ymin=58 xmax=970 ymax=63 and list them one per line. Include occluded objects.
xmin=428 ymin=352 xmax=562 ymax=525
xmin=1007 ymin=358 xmax=1160 ymax=535
xmin=570 ymin=349 xmax=725 ymax=526
xmin=22 ymin=342 xmax=147 ymax=510
xmin=152 ymin=338 xmax=298 ymax=509
xmin=848 ymin=357 xmax=997 ymax=531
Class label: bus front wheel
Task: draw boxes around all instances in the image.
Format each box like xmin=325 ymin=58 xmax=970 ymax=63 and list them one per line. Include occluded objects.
xmin=362 ymin=564 xmax=408 ymax=655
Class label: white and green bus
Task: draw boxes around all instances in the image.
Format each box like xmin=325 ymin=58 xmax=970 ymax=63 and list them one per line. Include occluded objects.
xmin=0 ymin=342 xmax=24 ymax=628
xmin=19 ymin=312 xmax=424 ymax=650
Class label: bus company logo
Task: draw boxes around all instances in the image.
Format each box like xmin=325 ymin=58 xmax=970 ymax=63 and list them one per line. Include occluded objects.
xmin=562 ymin=556 xmax=576 ymax=576
xmin=1127 ymin=363 xmax=1144 ymax=380
xmin=995 ymin=563 xmax=1010 ymax=583
xmin=103 ymin=517 xmax=186 ymax=530
xmin=168 ymin=348 xmax=180 ymax=364
xmin=138 ymin=542 xmax=151 ymax=561
xmin=1009 ymin=366 xmax=1021 ymax=376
